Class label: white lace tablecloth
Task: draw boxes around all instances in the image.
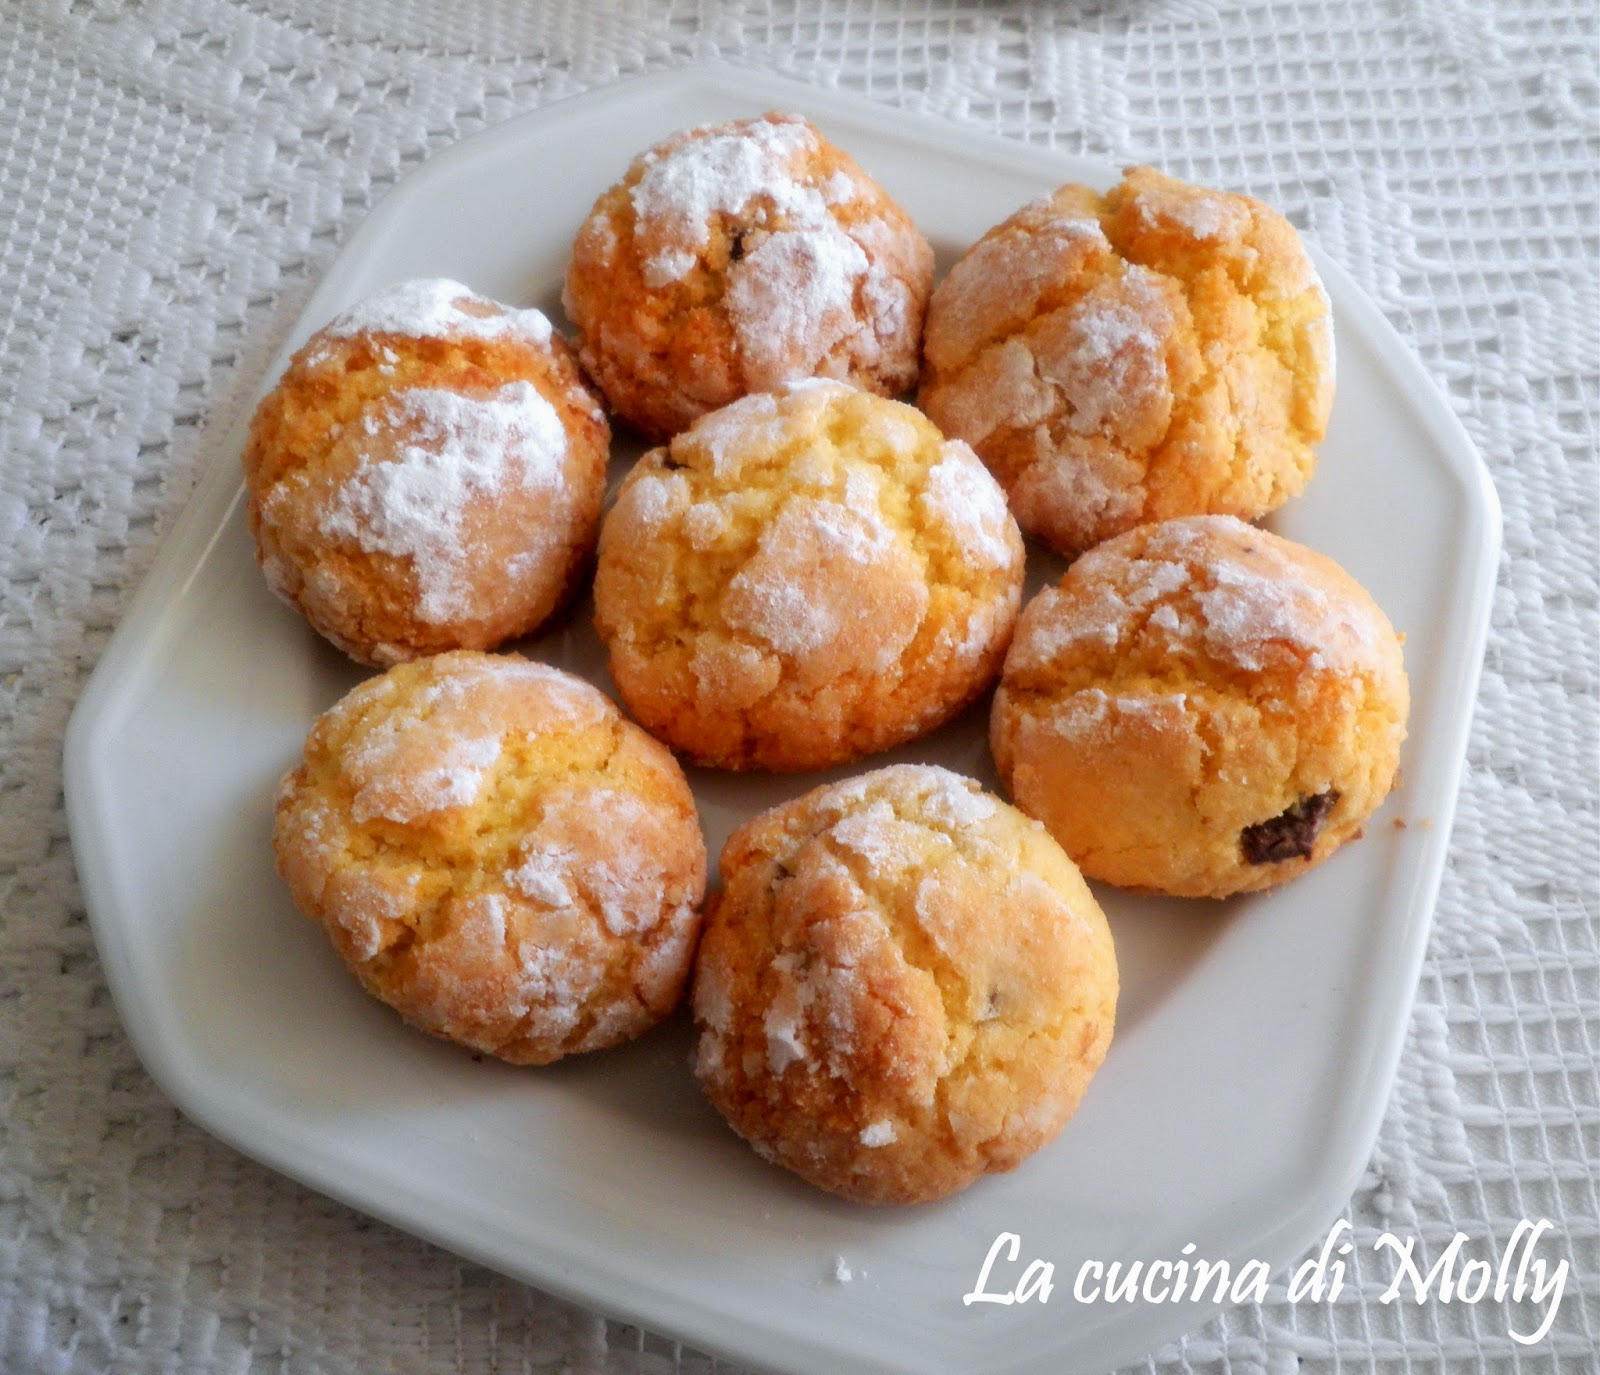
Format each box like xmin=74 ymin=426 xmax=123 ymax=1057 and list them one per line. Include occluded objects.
xmin=2 ymin=2 xmax=1595 ymax=1371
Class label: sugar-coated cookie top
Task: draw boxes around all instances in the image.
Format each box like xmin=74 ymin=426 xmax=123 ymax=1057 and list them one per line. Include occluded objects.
xmin=314 ymin=277 xmax=555 ymax=350
xmin=602 ymin=380 xmax=1020 ymax=692
xmin=628 ymin=117 xmax=852 ymax=281
xmin=275 ymin=652 xmax=706 ymax=1063
xmin=697 ymin=763 xmax=1111 ymax=1056
xmin=621 ymin=114 xmax=905 ymax=374
xmin=594 ymin=381 xmax=1023 ymax=771
xmin=245 ymin=277 xmax=609 ymax=667
xmin=691 ymin=763 xmax=1117 ymax=1204
xmin=309 ymin=382 xmax=571 ymax=626
xmin=991 ymin=516 xmax=1409 ymax=898
xmin=311 ymin=653 xmax=607 ymax=826
xmin=920 ymin=168 xmax=1334 ymax=557
xmin=564 ymin=113 xmax=932 ymax=441
xmin=1007 ymin=514 xmax=1396 ymax=685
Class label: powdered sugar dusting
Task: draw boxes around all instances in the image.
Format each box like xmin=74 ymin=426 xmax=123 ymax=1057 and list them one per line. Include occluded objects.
xmin=1126 ymin=558 xmax=1190 ymax=607
xmin=327 ymin=871 xmax=410 ymax=963
xmin=760 ymin=942 xmax=863 ymax=1081
xmin=346 ymin=702 xmax=504 ymax=825
xmin=686 ymin=390 xmax=783 ymax=476
xmin=820 ymin=169 xmax=858 ymax=205
xmin=577 ymin=788 xmax=674 ymax=937
xmin=514 ymin=784 xmax=684 ymax=939
xmin=764 ymin=953 xmax=810 ymax=1074
xmin=825 ymin=764 xmax=999 ymax=836
xmin=508 ymin=843 xmax=578 ymax=908
xmin=510 ymin=937 xmax=591 ymax=1039
xmin=1154 ymin=516 xmax=1386 ymax=672
xmin=619 ymin=471 xmax=690 ymax=533
xmin=317 ymin=278 xmax=554 ymax=349
xmin=474 ymin=656 xmax=610 ymax=726
xmin=629 ymin=117 xmax=819 ymax=284
xmin=722 ymin=495 xmax=925 ymax=674
xmin=683 ymin=499 xmax=730 ymax=549
xmin=320 ymin=382 xmax=569 ymax=623
xmin=911 ymin=867 xmax=974 ymax=961
xmin=1199 ymin=561 xmax=1337 ymax=670
xmin=928 ymin=212 xmax=1107 ymax=366
xmin=1047 ymin=686 xmax=1190 ymax=745
xmin=921 ymin=768 xmax=999 ymax=830
xmin=625 ymin=116 xmax=901 ymax=383
xmin=859 ymin=1120 xmax=896 ymax=1147
xmin=1052 ymin=270 xmax=1171 ymax=436
xmin=1017 ymin=516 xmax=1391 ymax=676
xmin=1149 ymin=603 xmax=1186 ymax=634
xmin=694 ymin=958 xmax=733 ymax=1035
xmin=1012 ymin=578 xmax=1132 ymax=670
xmin=928 ymin=335 xmax=1056 ymax=448
xmin=920 ymin=443 xmax=1018 ymax=569
xmin=842 ymin=462 xmax=885 ymax=515
xmin=727 ymin=226 xmax=870 ymax=386
xmin=950 ymin=597 xmax=1008 ymax=661
xmin=1140 ymin=188 xmax=1247 ymax=242
xmin=829 ymin=799 xmax=926 ymax=877
xmin=642 ymin=247 xmax=697 ymax=288
xmin=1015 ymin=440 xmax=1145 ymax=555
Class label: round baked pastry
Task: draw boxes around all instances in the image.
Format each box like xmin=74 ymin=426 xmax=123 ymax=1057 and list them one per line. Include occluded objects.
xmin=593 ymin=380 xmax=1025 ymax=772
xmin=245 ymin=278 xmax=609 ymax=667
xmin=991 ymin=515 xmax=1408 ymax=898
xmin=562 ymin=112 xmax=933 ymax=442
xmin=273 ymin=651 xmax=707 ymax=1064
xmin=692 ymin=764 xmax=1118 ymax=1205
xmin=920 ymin=166 xmax=1335 ymax=558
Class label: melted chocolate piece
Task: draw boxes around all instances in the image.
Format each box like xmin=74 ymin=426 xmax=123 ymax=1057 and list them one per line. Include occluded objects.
xmin=1240 ymin=789 xmax=1341 ymax=865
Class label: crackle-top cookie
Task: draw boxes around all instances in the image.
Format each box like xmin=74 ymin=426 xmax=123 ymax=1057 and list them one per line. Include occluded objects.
xmin=991 ymin=516 xmax=1408 ymax=898
xmin=692 ymin=764 xmax=1118 ymax=1205
xmin=274 ymin=651 xmax=707 ymax=1064
xmin=593 ymin=380 xmax=1025 ymax=772
xmin=920 ymin=167 xmax=1335 ymax=558
xmin=244 ymin=278 xmax=609 ymax=667
xmin=562 ymin=112 xmax=933 ymax=442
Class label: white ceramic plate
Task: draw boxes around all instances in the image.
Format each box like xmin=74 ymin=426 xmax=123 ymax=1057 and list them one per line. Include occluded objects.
xmin=64 ymin=66 xmax=1500 ymax=1375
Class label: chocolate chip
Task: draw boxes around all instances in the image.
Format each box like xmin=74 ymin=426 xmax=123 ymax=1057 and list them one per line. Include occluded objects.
xmin=1240 ymin=789 xmax=1341 ymax=864
xmin=728 ymin=228 xmax=750 ymax=263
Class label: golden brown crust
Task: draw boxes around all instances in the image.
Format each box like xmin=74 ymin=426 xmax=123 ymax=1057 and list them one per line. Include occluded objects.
xmin=592 ymin=380 xmax=1025 ymax=772
xmin=990 ymin=515 xmax=1408 ymax=898
xmin=691 ymin=764 xmax=1118 ymax=1205
xmin=273 ymin=651 xmax=707 ymax=1064
xmin=562 ymin=112 xmax=933 ymax=442
xmin=920 ymin=167 xmax=1335 ymax=557
xmin=244 ymin=279 xmax=609 ymax=667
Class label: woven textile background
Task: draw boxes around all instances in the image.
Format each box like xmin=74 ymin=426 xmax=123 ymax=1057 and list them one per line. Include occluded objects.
xmin=2 ymin=1 xmax=1596 ymax=1372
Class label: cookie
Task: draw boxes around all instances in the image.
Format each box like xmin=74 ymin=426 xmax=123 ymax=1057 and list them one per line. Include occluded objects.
xmin=990 ymin=515 xmax=1408 ymax=898
xmin=692 ymin=764 xmax=1118 ymax=1205
xmin=273 ymin=651 xmax=707 ymax=1064
xmin=592 ymin=380 xmax=1025 ymax=772
xmin=562 ymin=112 xmax=933 ymax=442
xmin=920 ymin=167 xmax=1335 ymax=557
xmin=244 ymin=278 xmax=609 ymax=666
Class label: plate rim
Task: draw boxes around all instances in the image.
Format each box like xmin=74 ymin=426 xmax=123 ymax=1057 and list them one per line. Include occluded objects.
xmin=63 ymin=61 xmax=1504 ymax=1375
